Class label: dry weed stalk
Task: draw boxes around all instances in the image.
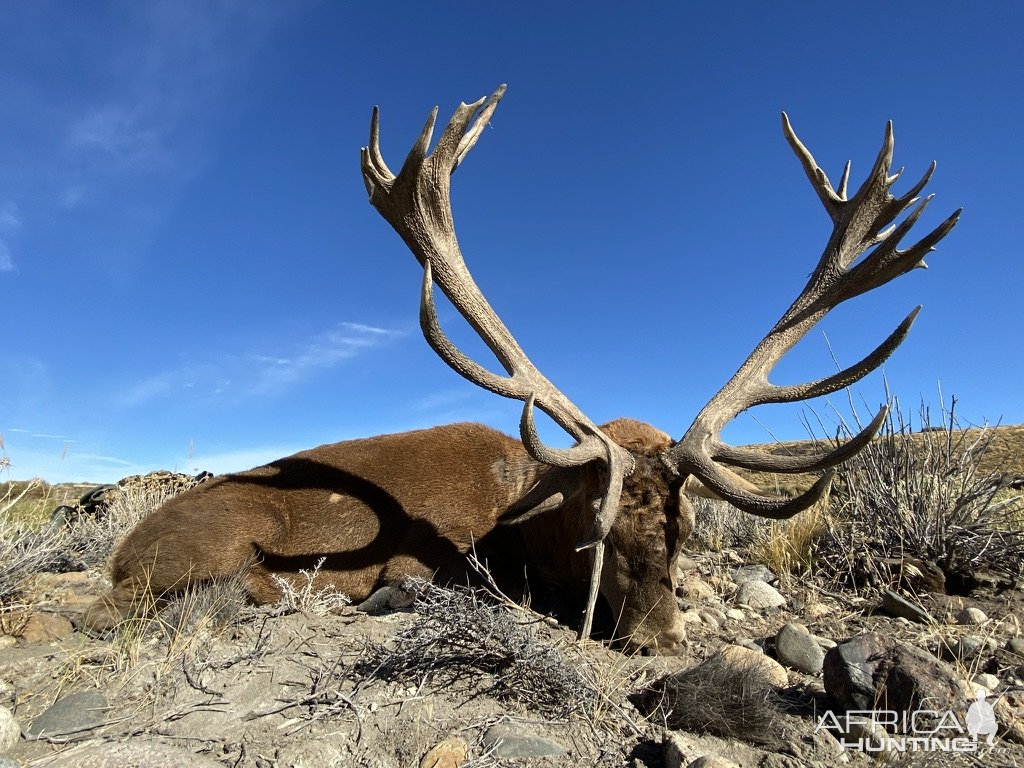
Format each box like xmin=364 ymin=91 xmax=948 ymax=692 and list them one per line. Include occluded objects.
xmin=269 ymin=556 xmax=351 ymax=616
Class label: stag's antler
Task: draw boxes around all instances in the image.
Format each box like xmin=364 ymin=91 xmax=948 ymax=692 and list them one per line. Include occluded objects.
xmin=663 ymin=114 xmax=961 ymax=515
xmin=361 ymin=85 xmax=630 ymax=640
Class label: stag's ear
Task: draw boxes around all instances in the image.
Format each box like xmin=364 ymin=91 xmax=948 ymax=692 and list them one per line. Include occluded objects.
xmin=499 ymin=465 xmax=591 ymax=524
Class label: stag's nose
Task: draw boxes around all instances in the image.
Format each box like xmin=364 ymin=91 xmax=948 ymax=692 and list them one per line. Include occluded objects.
xmin=643 ymin=625 xmax=688 ymax=656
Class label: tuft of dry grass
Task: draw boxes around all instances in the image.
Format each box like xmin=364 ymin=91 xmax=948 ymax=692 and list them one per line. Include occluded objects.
xmin=631 ymin=651 xmax=785 ymax=744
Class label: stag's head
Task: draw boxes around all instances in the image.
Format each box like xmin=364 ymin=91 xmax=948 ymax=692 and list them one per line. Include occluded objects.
xmin=361 ymin=86 xmax=959 ymax=650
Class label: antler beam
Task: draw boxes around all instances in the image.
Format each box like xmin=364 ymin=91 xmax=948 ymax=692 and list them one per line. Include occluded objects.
xmin=361 ymin=86 xmax=631 ymax=640
xmin=664 ymin=113 xmax=961 ymax=516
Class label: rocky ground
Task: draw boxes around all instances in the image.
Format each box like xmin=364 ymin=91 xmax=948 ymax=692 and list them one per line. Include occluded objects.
xmin=0 ymin=545 xmax=1022 ymax=768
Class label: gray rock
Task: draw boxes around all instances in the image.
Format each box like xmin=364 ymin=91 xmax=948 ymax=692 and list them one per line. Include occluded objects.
xmin=0 ymin=706 xmax=18 ymax=752
xmin=699 ymin=612 xmax=720 ymax=631
xmin=677 ymin=555 xmax=699 ymax=573
xmin=0 ymin=757 xmax=19 ymax=768
xmin=725 ymin=608 xmax=745 ymax=621
xmin=775 ymin=622 xmax=825 ymax=675
xmin=1007 ymin=637 xmax=1024 ymax=655
xmin=956 ymin=606 xmax=988 ymax=625
xmin=44 ymin=741 xmax=224 ymax=767
xmin=482 ymin=724 xmax=565 ymax=758
xmin=678 ymin=576 xmax=716 ymax=600
xmin=947 ymin=634 xmax=995 ymax=661
xmin=823 ymin=632 xmax=971 ymax=730
xmin=973 ymin=672 xmax=999 ymax=691
xmin=702 ymin=607 xmax=727 ymax=624
xmin=879 ymin=590 xmax=932 ymax=623
xmin=731 ymin=565 xmax=776 ymax=585
xmin=27 ymin=690 xmax=109 ymax=739
xmin=688 ymin=757 xmax=739 ymax=768
xmin=734 ymin=580 xmax=785 ymax=610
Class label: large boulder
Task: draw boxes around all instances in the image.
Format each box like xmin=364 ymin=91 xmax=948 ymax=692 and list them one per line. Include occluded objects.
xmin=823 ymin=632 xmax=971 ymax=732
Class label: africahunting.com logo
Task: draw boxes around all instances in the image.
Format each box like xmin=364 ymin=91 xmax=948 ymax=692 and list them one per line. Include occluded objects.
xmin=815 ymin=689 xmax=998 ymax=754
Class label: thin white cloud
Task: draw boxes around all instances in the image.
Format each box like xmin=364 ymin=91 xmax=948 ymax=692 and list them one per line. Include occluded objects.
xmin=120 ymin=322 xmax=407 ymax=407
xmin=0 ymin=200 xmax=19 ymax=272
xmin=0 ymin=241 xmax=12 ymax=273
xmin=170 ymin=445 xmax=304 ymax=477
xmin=245 ymin=322 xmax=406 ymax=396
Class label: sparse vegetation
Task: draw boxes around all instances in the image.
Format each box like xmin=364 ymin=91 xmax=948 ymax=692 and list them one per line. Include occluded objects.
xmin=0 ymin=478 xmax=182 ymax=603
xmin=3 ymin=405 xmax=1024 ymax=765
xmin=815 ymin=397 xmax=1024 ymax=591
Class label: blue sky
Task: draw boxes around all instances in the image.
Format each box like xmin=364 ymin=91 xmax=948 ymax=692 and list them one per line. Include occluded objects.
xmin=2 ymin=2 xmax=1020 ymax=484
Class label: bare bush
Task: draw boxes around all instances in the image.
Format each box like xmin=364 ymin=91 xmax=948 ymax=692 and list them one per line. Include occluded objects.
xmin=688 ymin=496 xmax=762 ymax=552
xmin=270 ymin=557 xmax=351 ymax=616
xmin=817 ymin=396 xmax=1024 ymax=590
xmin=355 ymin=580 xmax=597 ymax=720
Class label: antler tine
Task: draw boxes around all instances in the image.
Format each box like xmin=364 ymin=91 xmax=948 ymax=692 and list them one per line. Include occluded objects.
xmin=363 ymin=86 xmax=631 ymax=641
xmin=664 ymin=114 xmax=959 ymax=518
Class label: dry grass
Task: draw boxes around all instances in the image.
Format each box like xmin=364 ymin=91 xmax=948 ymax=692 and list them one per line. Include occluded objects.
xmin=0 ymin=476 xmax=187 ymax=604
xmin=631 ymin=651 xmax=785 ymax=744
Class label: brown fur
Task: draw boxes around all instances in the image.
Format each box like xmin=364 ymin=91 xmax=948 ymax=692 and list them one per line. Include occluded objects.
xmin=84 ymin=418 xmax=691 ymax=652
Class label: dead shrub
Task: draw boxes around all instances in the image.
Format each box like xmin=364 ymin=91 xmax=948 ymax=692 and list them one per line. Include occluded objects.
xmin=355 ymin=580 xmax=597 ymax=720
xmin=817 ymin=396 xmax=1024 ymax=591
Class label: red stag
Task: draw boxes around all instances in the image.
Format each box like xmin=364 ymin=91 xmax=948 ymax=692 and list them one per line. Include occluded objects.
xmin=83 ymin=86 xmax=959 ymax=652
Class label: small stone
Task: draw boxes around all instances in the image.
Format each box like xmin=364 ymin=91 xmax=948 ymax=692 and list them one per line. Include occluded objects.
xmin=725 ymin=608 xmax=745 ymax=621
xmin=699 ymin=612 xmax=720 ymax=631
xmin=677 ymin=555 xmax=699 ymax=573
xmin=956 ymin=607 xmax=988 ymax=625
xmin=18 ymin=612 xmax=74 ymax=643
xmin=803 ymin=602 xmax=832 ymax=620
xmin=973 ymin=672 xmax=999 ymax=691
xmin=735 ymin=580 xmax=786 ymax=610
xmin=0 ymin=637 xmax=15 ymax=650
xmin=703 ymin=607 xmax=727 ymax=624
xmin=813 ymin=635 xmax=837 ymax=650
xmin=688 ymin=756 xmax=739 ymax=768
xmin=482 ymin=725 xmax=565 ymax=758
xmin=678 ymin=577 xmax=716 ymax=600
xmin=0 ymin=706 xmax=19 ymax=752
xmin=949 ymin=634 xmax=992 ymax=661
xmin=1006 ymin=637 xmax=1024 ymax=655
xmin=731 ymin=565 xmax=775 ymax=585
xmin=680 ymin=609 xmax=703 ymax=626
xmin=775 ymin=622 xmax=825 ymax=675
xmin=420 ymin=737 xmax=468 ymax=768
xmin=719 ymin=644 xmax=788 ymax=687
xmin=879 ymin=590 xmax=932 ymax=623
